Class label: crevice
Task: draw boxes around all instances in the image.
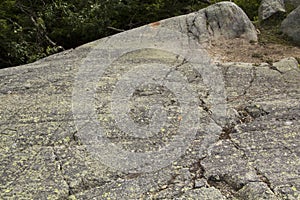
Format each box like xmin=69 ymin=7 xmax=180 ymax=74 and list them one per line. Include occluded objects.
xmin=243 ymin=66 xmax=256 ymax=96
xmin=199 ymin=98 xmax=211 ymax=114
xmin=190 ymin=160 xmax=205 ymax=189
xmin=77 ymin=177 xmax=111 ymax=195
xmin=230 ymin=138 xmax=248 ymax=161
xmin=186 ymin=14 xmax=200 ymax=41
xmin=70 ymin=130 xmax=80 ymax=145
xmin=204 ymin=10 xmax=213 ymax=37
xmin=254 ymin=168 xmax=275 ymax=194
xmin=218 ymin=123 xmax=249 ymax=161
xmin=230 ymin=104 xmax=269 ymax=131
xmin=0 ymin=128 xmax=17 ymax=135
xmin=222 ymin=64 xmax=230 ymax=79
xmin=52 ymin=147 xmax=73 ymax=196
xmin=219 ymin=125 xmax=235 ymax=140
xmin=164 ymin=58 xmax=188 ymax=80
xmin=124 ymin=173 xmax=142 ymax=180
xmin=268 ymin=64 xmax=283 ymax=74
xmin=216 ymin=19 xmax=222 ymax=30
xmin=244 ymin=104 xmax=269 ymax=119
xmin=145 ymin=160 xmax=206 ymax=198
xmin=236 ymin=106 xmax=255 ymax=124
xmin=206 ymin=175 xmax=238 ymax=198
xmin=226 ymin=66 xmax=257 ymax=103
xmin=147 ymin=173 xmax=180 ymax=195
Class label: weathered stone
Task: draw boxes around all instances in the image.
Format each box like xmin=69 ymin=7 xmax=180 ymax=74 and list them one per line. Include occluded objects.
xmin=259 ymin=0 xmax=286 ymax=21
xmin=236 ymin=182 xmax=278 ymax=200
xmin=272 ymin=57 xmax=299 ymax=73
xmin=201 ymin=140 xmax=260 ymax=191
xmin=281 ymin=5 xmax=300 ymax=45
xmin=178 ymin=187 xmax=226 ymax=200
xmin=161 ymin=1 xmax=258 ymax=43
xmin=221 ymin=58 xmax=300 ymax=199
xmin=0 ymin=2 xmax=299 ymax=200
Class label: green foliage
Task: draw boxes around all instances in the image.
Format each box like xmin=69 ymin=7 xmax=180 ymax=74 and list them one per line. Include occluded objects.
xmin=233 ymin=0 xmax=261 ymax=20
xmin=210 ymin=0 xmax=261 ymax=20
xmin=0 ymin=0 xmax=61 ymax=68
xmin=0 ymin=0 xmax=262 ymax=68
xmin=0 ymin=0 xmax=211 ymax=68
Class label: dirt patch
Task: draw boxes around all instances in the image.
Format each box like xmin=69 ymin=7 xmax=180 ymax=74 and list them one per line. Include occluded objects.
xmin=207 ymin=38 xmax=300 ymax=64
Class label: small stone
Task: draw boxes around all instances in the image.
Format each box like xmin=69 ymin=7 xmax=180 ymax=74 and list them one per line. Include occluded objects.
xmin=195 ymin=178 xmax=208 ymax=188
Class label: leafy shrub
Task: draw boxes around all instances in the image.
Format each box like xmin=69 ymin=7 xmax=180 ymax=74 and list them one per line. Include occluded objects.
xmin=0 ymin=0 xmax=261 ymax=68
xmin=233 ymin=0 xmax=261 ymax=20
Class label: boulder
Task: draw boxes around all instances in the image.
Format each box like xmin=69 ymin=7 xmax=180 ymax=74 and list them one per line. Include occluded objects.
xmin=1 ymin=2 xmax=299 ymax=200
xmin=281 ymin=5 xmax=300 ymax=45
xmin=258 ymin=0 xmax=286 ymax=21
xmin=162 ymin=1 xmax=257 ymax=43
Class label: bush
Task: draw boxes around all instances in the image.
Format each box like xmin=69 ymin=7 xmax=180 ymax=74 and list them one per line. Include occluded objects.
xmin=0 ymin=0 xmax=261 ymax=69
xmin=233 ymin=0 xmax=261 ymax=20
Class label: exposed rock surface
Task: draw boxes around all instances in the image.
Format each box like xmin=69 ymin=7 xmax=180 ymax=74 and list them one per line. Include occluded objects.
xmin=1 ymin=2 xmax=299 ymax=200
xmin=236 ymin=182 xmax=277 ymax=200
xmin=281 ymin=5 xmax=300 ymax=45
xmin=161 ymin=1 xmax=257 ymax=43
xmin=259 ymin=0 xmax=286 ymax=21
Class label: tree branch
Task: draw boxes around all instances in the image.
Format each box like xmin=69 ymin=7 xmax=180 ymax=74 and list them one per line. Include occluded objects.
xmin=16 ymin=2 xmax=64 ymax=49
xmin=107 ymin=26 xmax=125 ymax=32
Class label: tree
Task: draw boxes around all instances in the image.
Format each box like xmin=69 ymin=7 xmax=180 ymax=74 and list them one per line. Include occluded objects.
xmin=0 ymin=0 xmax=261 ymax=69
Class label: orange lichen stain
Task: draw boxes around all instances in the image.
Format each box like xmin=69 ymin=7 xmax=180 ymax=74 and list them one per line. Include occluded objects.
xmin=150 ymin=21 xmax=160 ymax=28
xmin=178 ymin=115 xmax=182 ymax=121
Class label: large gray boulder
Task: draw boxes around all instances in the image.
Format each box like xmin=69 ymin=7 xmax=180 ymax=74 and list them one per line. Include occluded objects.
xmin=162 ymin=1 xmax=257 ymax=43
xmin=1 ymin=2 xmax=299 ymax=200
xmin=281 ymin=5 xmax=300 ymax=45
xmin=259 ymin=0 xmax=286 ymax=21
